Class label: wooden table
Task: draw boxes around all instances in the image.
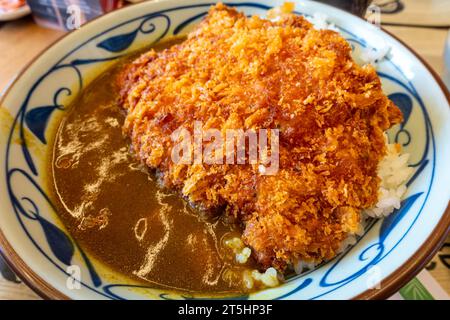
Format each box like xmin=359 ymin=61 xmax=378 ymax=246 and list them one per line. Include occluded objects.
xmin=0 ymin=1 xmax=449 ymax=300
xmin=0 ymin=16 xmax=64 ymax=95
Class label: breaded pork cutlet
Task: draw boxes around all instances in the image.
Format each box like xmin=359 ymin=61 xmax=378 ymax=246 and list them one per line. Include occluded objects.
xmin=119 ymin=3 xmax=402 ymax=271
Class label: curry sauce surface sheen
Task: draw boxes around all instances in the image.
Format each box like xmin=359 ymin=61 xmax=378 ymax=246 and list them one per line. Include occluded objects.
xmin=50 ymin=42 xmax=250 ymax=295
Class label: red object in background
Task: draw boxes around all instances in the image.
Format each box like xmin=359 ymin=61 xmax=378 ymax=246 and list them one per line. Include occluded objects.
xmin=100 ymin=0 xmax=122 ymax=12
xmin=0 ymin=0 xmax=27 ymax=12
xmin=26 ymin=0 xmax=124 ymax=31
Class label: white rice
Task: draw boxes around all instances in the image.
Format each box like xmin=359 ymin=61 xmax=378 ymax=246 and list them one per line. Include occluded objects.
xmin=225 ymin=237 xmax=280 ymax=289
xmin=242 ymin=268 xmax=280 ymax=289
xmin=360 ymin=45 xmax=391 ymax=65
xmin=299 ymin=9 xmax=391 ymax=65
xmin=365 ymin=137 xmax=414 ymax=218
xmin=293 ymin=259 xmax=317 ymax=275
xmin=224 ymin=237 xmax=252 ymax=264
xmin=305 ymin=12 xmax=339 ymax=32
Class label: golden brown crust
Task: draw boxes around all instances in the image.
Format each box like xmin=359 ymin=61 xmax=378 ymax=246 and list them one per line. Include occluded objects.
xmin=119 ymin=3 xmax=402 ymax=270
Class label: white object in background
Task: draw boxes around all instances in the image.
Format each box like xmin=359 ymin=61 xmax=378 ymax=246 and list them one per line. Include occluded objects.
xmin=444 ymin=29 xmax=450 ymax=89
xmin=0 ymin=4 xmax=30 ymax=21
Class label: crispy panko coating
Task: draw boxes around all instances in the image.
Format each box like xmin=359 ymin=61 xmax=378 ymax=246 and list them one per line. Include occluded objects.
xmin=119 ymin=4 xmax=402 ymax=270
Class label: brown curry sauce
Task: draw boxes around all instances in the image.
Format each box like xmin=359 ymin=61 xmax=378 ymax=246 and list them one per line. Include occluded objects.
xmin=49 ymin=40 xmax=256 ymax=296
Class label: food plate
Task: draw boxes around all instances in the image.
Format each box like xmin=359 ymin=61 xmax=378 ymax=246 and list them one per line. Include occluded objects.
xmin=0 ymin=0 xmax=449 ymax=300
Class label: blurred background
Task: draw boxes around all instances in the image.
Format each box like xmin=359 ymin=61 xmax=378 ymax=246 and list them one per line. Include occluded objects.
xmin=0 ymin=0 xmax=449 ymax=300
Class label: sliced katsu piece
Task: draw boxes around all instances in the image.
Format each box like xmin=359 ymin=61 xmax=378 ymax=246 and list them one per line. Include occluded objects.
xmin=119 ymin=3 xmax=402 ymax=270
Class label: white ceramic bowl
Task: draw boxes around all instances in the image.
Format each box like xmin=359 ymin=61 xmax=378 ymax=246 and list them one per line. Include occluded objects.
xmin=0 ymin=0 xmax=449 ymax=300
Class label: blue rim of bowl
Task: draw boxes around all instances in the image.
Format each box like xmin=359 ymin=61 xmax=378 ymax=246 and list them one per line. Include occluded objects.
xmin=0 ymin=1 xmax=449 ymax=300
